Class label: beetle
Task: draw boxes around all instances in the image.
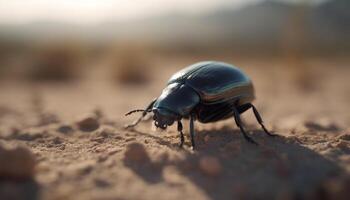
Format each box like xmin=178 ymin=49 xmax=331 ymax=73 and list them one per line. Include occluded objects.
xmin=125 ymin=61 xmax=276 ymax=149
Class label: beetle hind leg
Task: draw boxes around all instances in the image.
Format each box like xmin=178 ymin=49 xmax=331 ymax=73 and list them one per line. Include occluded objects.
xmin=177 ymin=121 xmax=185 ymax=148
xmin=232 ymin=107 xmax=258 ymax=145
xmin=189 ymin=113 xmax=196 ymax=149
xmin=249 ymin=104 xmax=277 ymax=137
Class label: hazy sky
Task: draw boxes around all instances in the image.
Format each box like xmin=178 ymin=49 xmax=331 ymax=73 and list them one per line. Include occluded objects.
xmin=0 ymin=0 xmax=327 ymax=24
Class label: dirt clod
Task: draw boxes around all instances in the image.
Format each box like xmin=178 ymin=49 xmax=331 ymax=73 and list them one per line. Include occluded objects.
xmin=0 ymin=144 xmax=36 ymax=179
xmin=124 ymin=142 xmax=150 ymax=163
xmin=76 ymin=115 xmax=100 ymax=132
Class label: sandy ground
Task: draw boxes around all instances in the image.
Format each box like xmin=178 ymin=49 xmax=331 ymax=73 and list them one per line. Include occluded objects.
xmin=0 ymin=57 xmax=349 ymax=200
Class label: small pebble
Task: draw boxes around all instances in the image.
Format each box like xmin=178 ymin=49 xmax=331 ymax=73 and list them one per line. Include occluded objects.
xmin=199 ymin=156 xmax=222 ymax=177
xmin=97 ymin=155 xmax=108 ymax=163
xmin=90 ymin=137 xmax=105 ymax=143
xmin=52 ymin=136 xmax=63 ymax=144
xmin=76 ymin=115 xmax=100 ymax=132
xmin=13 ymin=129 xmax=44 ymax=141
xmin=125 ymin=137 xmax=136 ymax=142
xmin=94 ymin=178 xmax=111 ymax=188
xmin=57 ymin=125 xmax=74 ymax=134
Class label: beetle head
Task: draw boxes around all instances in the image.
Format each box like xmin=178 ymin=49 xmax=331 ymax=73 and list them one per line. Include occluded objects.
xmin=153 ymin=108 xmax=177 ymax=129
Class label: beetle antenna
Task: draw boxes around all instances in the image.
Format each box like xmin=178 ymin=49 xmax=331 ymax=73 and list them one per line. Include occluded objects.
xmin=125 ymin=109 xmax=145 ymax=116
xmin=125 ymin=109 xmax=152 ymax=116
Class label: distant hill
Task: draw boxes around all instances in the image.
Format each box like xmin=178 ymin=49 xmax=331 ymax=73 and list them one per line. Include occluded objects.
xmin=0 ymin=0 xmax=349 ymax=52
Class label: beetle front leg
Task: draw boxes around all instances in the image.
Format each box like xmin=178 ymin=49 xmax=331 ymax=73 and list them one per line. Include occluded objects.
xmin=125 ymin=98 xmax=157 ymax=129
xmin=177 ymin=121 xmax=185 ymax=147
xmin=189 ymin=113 xmax=196 ymax=149
xmin=232 ymin=107 xmax=258 ymax=145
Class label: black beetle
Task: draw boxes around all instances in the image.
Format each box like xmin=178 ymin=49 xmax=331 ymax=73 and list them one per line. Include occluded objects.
xmin=125 ymin=61 xmax=276 ymax=148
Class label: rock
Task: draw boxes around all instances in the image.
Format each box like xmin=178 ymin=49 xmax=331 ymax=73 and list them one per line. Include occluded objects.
xmin=12 ymin=129 xmax=45 ymax=141
xmin=0 ymin=144 xmax=36 ymax=178
xmin=124 ymin=143 xmax=150 ymax=163
xmin=125 ymin=137 xmax=136 ymax=142
xmin=94 ymin=127 xmax=114 ymax=138
xmin=94 ymin=178 xmax=111 ymax=188
xmin=52 ymin=136 xmax=63 ymax=145
xmin=57 ymin=124 xmax=74 ymax=134
xmin=90 ymin=137 xmax=105 ymax=143
xmin=76 ymin=115 xmax=100 ymax=132
xmin=198 ymin=156 xmax=222 ymax=177
xmin=338 ymin=134 xmax=350 ymax=141
xmin=14 ymin=133 xmax=42 ymax=141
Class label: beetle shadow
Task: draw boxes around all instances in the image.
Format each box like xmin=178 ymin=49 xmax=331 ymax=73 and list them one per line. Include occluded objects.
xmin=131 ymin=129 xmax=176 ymax=149
xmin=122 ymin=129 xmax=177 ymax=184
xmin=123 ymin=126 xmax=348 ymax=199
xmin=173 ymin=127 xmax=348 ymax=200
xmin=0 ymin=178 xmax=40 ymax=200
xmin=123 ymin=156 xmax=165 ymax=184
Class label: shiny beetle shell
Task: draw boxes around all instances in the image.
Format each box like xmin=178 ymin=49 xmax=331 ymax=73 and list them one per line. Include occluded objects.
xmin=168 ymin=61 xmax=255 ymax=105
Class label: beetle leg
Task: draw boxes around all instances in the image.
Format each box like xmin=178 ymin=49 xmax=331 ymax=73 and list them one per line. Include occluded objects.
xmin=177 ymin=121 xmax=185 ymax=148
xmin=189 ymin=113 xmax=196 ymax=149
xmin=232 ymin=107 xmax=258 ymax=145
xmin=125 ymin=98 xmax=157 ymax=129
xmin=249 ymin=104 xmax=277 ymax=137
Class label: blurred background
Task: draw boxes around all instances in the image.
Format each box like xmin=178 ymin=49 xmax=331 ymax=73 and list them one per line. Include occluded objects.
xmin=0 ymin=0 xmax=349 ymax=81
xmin=0 ymin=0 xmax=349 ymax=125
xmin=0 ymin=1 xmax=350 ymax=199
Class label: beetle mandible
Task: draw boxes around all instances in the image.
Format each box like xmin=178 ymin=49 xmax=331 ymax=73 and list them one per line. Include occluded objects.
xmin=125 ymin=61 xmax=276 ymax=148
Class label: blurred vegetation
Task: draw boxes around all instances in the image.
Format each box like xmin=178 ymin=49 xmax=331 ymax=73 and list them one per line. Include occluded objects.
xmin=109 ymin=43 xmax=153 ymax=85
xmin=0 ymin=39 xmax=27 ymax=79
xmin=26 ymin=42 xmax=85 ymax=82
